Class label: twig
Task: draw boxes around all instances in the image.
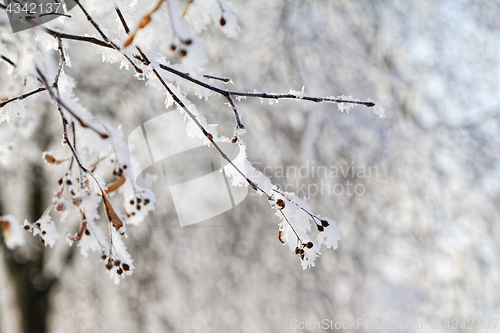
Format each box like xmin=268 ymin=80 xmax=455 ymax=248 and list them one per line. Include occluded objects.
xmin=72 ymin=0 xmax=143 ymax=73
xmin=0 ymin=55 xmax=16 ymax=67
xmin=114 ymin=6 xmax=130 ymax=34
xmin=0 ymin=87 xmax=46 ymax=108
xmin=203 ymin=74 xmax=231 ymax=83
xmin=44 ymin=28 xmax=113 ymax=49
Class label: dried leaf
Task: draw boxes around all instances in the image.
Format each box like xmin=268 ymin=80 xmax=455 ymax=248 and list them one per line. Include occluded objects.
xmin=105 ymin=175 xmax=126 ymax=194
xmin=124 ymin=0 xmax=165 ymax=47
xmin=101 ymin=189 xmax=124 ymax=230
xmin=1 ymin=220 xmax=11 ymax=240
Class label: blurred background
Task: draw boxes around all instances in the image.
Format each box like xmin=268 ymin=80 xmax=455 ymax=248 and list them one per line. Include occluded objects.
xmin=1 ymin=0 xmax=500 ymax=332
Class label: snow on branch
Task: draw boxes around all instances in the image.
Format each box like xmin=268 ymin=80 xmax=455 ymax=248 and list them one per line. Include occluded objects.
xmin=0 ymin=0 xmax=384 ymax=278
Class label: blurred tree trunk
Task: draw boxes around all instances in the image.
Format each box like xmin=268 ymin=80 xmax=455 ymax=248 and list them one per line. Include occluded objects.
xmin=1 ymin=163 xmax=54 ymax=333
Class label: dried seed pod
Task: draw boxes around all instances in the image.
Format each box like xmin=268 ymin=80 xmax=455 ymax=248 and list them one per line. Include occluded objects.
xmin=317 ymin=225 xmax=324 ymax=232
xmin=56 ymin=203 xmax=66 ymax=212
xmin=137 ymin=198 xmax=142 ymax=204
xmin=122 ymin=165 xmax=127 ymax=169
xmin=299 ymin=249 xmax=304 ymax=254
xmin=117 ymin=268 xmax=123 ymax=275
xmin=278 ymin=226 xmax=284 ymax=244
xmin=220 ymin=17 xmax=226 ymax=26
xmin=85 ymin=229 xmax=90 ymax=236
xmin=144 ymin=199 xmax=150 ymax=205
xmin=42 ymin=231 xmax=46 ymax=235
xmin=182 ymin=39 xmax=192 ymax=45
xmin=238 ymin=124 xmax=245 ymax=130
xmin=306 ymin=242 xmax=313 ymax=249
xmin=231 ymin=137 xmax=238 ymax=144
xmin=105 ymin=261 xmax=113 ymax=270
xmin=58 ymin=178 xmax=63 ymax=185
xmin=122 ymin=263 xmax=130 ymax=271
xmin=114 ymin=260 xmax=121 ymax=266
xmin=276 ymin=199 xmax=285 ymax=209
xmin=40 ymin=238 xmax=45 ymax=245
xmin=130 ymin=200 xmax=135 ymax=205
xmin=321 ymin=220 xmax=329 ymax=227
xmin=101 ymin=254 xmax=107 ymax=260
xmin=136 ymin=205 xmax=141 ymax=211
xmin=179 ymin=49 xmax=188 ymax=57
xmin=206 ymin=133 xmax=213 ymax=140
xmin=35 ymin=222 xmax=41 ymax=228
xmin=72 ymin=197 xmax=82 ymax=206
xmin=66 ymin=180 xmax=72 ymax=185
xmin=300 ymin=253 xmax=305 ymax=260
xmin=170 ymin=44 xmax=177 ymax=51
xmin=24 ymin=225 xmax=30 ymax=230
xmin=295 ymin=247 xmax=300 ymax=255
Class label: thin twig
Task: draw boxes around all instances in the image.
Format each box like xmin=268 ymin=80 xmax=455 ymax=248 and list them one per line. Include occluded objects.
xmin=203 ymin=74 xmax=231 ymax=83
xmin=0 ymin=87 xmax=46 ymax=108
xmin=72 ymin=0 xmax=143 ymax=73
xmin=0 ymin=55 xmax=16 ymax=67
xmin=114 ymin=6 xmax=130 ymax=34
xmin=44 ymin=28 xmax=113 ymax=49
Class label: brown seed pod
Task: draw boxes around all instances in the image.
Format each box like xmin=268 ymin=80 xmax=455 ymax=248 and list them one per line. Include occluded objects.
xmin=231 ymin=137 xmax=238 ymax=144
xmin=276 ymin=199 xmax=285 ymax=209
xmin=101 ymin=254 xmax=107 ymax=260
xmin=277 ymin=225 xmax=284 ymax=244
xmin=24 ymin=225 xmax=30 ymax=230
xmin=137 ymin=198 xmax=142 ymax=204
xmin=182 ymin=39 xmax=192 ymax=45
xmin=136 ymin=205 xmax=141 ymax=211
xmin=35 ymin=222 xmax=41 ymax=228
xmin=117 ymin=268 xmax=123 ymax=275
xmin=321 ymin=220 xmax=329 ymax=227
xmin=170 ymin=44 xmax=177 ymax=51
xmin=122 ymin=165 xmax=127 ymax=169
xmin=238 ymin=124 xmax=245 ymax=130
xmin=130 ymin=200 xmax=135 ymax=205
xmin=179 ymin=49 xmax=188 ymax=57
xmin=85 ymin=229 xmax=90 ymax=236
xmin=306 ymin=242 xmax=313 ymax=249
xmin=122 ymin=263 xmax=130 ymax=271
xmin=295 ymin=247 xmax=300 ymax=255
xmin=144 ymin=199 xmax=150 ymax=205
xmin=114 ymin=260 xmax=121 ymax=267
xmin=58 ymin=178 xmax=63 ymax=185
xmin=42 ymin=231 xmax=46 ymax=235
xmin=105 ymin=261 xmax=113 ymax=270
xmin=55 ymin=203 xmax=66 ymax=212
xmin=72 ymin=197 xmax=82 ymax=206
xmin=300 ymin=253 xmax=305 ymax=260
xmin=220 ymin=17 xmax=226 ymax=26
xmin=317 ymin=225 xmax=324 ymax=232
xmin=299 ymin=249 xmax=304 ymax=254
xmin=66 ymin=180 xmax=72 ymax=186
xmin=40 ymin=238 xmax=45 ymax=245
xmin=206 ymin=133 xmax=213 ymax=140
